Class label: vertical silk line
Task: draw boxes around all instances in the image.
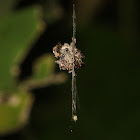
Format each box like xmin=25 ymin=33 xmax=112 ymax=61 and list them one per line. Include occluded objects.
xmin=72 ymin=4 xmax=77 ymax=122
xmin=73 ymin=4 xmax=76 ymax=38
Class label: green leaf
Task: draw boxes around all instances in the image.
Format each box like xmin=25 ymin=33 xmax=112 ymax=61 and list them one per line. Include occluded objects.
xmin=0 ymin=91 xmax=33 ymax=135
xmin=32 ymin=54 xmax=55 ymax=80
xmin=0 ymin=6 xmax=45 ymax=91
xmin=0 ymin=0 xmax=20 ymax=17
xmin=19 ymin=54 xmax=67 ymax=90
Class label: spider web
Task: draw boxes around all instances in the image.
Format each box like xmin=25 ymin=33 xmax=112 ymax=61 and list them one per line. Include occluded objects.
xmin=71 ymin=4 xmax=77 ymax=122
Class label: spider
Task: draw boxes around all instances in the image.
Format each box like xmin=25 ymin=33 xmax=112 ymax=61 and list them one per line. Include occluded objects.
xmin=53 ymin=38 xmax=84 ymax=74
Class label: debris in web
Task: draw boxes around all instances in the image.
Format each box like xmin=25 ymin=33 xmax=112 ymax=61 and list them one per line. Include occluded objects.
xmin=53 ymin=39 xmax=84 ymax=75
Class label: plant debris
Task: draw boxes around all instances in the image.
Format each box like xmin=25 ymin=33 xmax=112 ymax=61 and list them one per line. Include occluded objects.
xmin=53 ymin=39 xmax=84 ymax=74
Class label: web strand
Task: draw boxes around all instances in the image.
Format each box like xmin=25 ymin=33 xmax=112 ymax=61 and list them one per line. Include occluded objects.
xmin=71 ymin=4 xmax=77 ymax=122
xmin=73 ymin=4 xmax=76 ymax=38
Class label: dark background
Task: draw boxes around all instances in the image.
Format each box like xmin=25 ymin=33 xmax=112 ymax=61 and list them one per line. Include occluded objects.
xmin=1 ymin=0 xmax=140 ymax=139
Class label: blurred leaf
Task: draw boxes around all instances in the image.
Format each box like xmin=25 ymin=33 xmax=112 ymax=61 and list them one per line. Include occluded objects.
xmin=44 ymin=4 xmax=63 ymax=24
xmin=0 ymin=91 xmax=33 ymax=135
xmin=32 ymin=54 xmax=55 ymax=80
xmin=19 ymin=54 xmax=67 ymax=90
xmin=77 ymin=0 xmax=107 ymax=24
xmin=42 ymin=0 xmax=63 ymax=24
xmin=0 ymin=6 xmax=45 ymax=91
xmin=0 ymin=0 xmax=20 ymax=17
